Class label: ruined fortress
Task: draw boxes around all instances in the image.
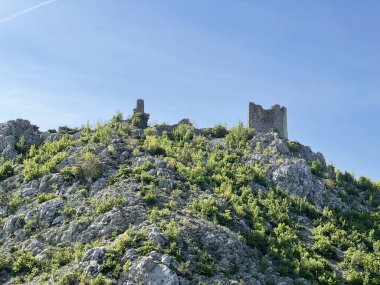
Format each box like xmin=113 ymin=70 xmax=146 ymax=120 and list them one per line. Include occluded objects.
xmin=248 ymin=102 xmax=288 ymax=139
xmin=132 ymin=99 xmax=288 ymax=139
xmin=133 ymin=99 xmax=145 ymax=115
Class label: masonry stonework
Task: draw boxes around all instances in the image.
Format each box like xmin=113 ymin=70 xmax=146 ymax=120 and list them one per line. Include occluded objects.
xmin=134 ymin=99 xmax=145 ymax=114
xmin=248 ymin=102 xmax=288 ymax=139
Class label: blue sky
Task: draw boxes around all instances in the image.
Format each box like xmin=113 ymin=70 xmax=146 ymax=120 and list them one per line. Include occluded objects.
xmin=0 ymin=0 xmax=379 ymax=180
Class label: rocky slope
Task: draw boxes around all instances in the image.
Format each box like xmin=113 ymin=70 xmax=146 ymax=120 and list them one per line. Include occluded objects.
xmin=0 ymin=114 xmax=379 ymax=285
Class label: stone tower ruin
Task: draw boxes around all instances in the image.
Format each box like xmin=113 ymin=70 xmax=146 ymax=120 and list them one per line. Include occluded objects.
xmin=131 ymin=99 xmax=149 ymax=129
xmin=133 ymin=99 xmax=145 ymax=115
xmin=248 ymin=102 xmax=288 ymax=139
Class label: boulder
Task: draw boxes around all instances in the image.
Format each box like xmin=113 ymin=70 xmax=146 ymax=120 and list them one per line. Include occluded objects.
xmin=129 ymin=253 xmax=179 ymax=285
xmin=0 ymin=119 xmax=40 ymax=160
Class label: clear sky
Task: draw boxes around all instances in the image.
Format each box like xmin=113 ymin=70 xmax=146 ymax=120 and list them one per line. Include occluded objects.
xmin=0 ymin=0 xmax=379 ymax=180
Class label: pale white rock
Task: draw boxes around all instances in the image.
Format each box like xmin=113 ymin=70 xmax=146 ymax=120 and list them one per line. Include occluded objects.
xmin=128 ymin=256 xmax=179 ymax=285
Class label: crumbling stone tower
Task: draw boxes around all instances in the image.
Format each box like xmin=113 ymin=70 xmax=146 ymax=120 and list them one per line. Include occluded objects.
xmin=132 ymin=99 xmax=149 ymax=129
xmin=248 ymin=102 xmax=288 ymax=139
xmin=133 ymin=99 xmax=145 ymax=115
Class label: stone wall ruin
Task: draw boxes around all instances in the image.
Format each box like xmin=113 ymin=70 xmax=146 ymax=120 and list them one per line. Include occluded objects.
xmin=248 ymin=102 xmax=288 ymax=139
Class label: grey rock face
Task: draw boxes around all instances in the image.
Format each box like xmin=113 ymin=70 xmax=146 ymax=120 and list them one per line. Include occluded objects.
xmin=20 ymin=180 xmax=40 ymax=198
xmin=39 ymin=174 xmax=64 ymax=194
xmin=37 ymin=199 xmax=62 ymax=227
xmin=39 ymin=132 xmax=63 ymax=143
xmin=0 ymin=119 xmax=37 ymax=138
xmin=3 ymin=215 xmax=23 ymax=234
xmin=83 ymin=206 xmax=147 ymax=242
xmin=84 ymin=260 xmax=101 ymax=277
xmin=0 ymin=205 xmax=8 ymax=218
xmin=181 ymin=219 xmax=259 ymax=278
xmin=272 ymin=159 xmax=327 ymax=207
xmin=147 ymin=227 xmax=169 ymax=246
xmin=121 ymin=249 xmax=138 ymax=264
xmin=0 ymin=136 xmax=17 ymax=160
xmin=129 ymin=253 xmax=179 ymax=285
xmin=0 ymin=119 xmax=41 ymax=160
xmin=82 ymin=247 xmax=105 ymax=262
xmin=25 ymin=239 xmax=45 ymax=255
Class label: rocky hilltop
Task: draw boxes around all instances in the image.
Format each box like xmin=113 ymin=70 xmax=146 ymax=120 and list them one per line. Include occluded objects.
xmin=0 ymin=114 xmax=379 ymax=285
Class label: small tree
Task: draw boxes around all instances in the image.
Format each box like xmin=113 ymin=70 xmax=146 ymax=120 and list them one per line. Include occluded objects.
xmin=72 ymin=152 xmax=102 ymax=181
xmin=131 ymin=112 xmax=149 ymax=129
xmin=310 ymin=159 xmax=324 ymax=177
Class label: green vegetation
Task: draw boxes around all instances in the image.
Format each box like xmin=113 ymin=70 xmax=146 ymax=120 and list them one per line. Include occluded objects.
xmin=74 ymin=152 xmax=102 ymax=181
xmin=287 ymin=140 xmax=302 ymax=152
xmin=310 ymin=159 xmax=325 ymax=177
xmin=36 ymin=193 xmax=57 ymax=204
xmin=12 ymin=250 xmax=38 ymax=274
xmin=23 ymin=135 xmax=72 ymax=181
xmin=16 ymin=136 xmax=28 ymax=153
xmin=0 ymin=114 xmax=379 ymax=284
xmin=95 ymin=196 xmax=126 ymax=214
xmin=0 ymin=160 xmax=14 ymax=181
xmin=131 ymin=112 xmax=149 ymax=129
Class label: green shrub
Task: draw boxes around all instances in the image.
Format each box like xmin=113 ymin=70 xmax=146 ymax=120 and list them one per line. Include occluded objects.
xmin=90 ymin=123 xmax=113 ymax=145
xmin=110 ymin=112 xmax=123 ymax=128
xmin=144 ymin=135 xmax=166 ymax=156
xmin=140 ymin=171 xmax=157 ymax=184
xmin=335 ymin=170 xmax=355 ymax=186
xmin=291 ymin=196 xmax=319 ymax=219
xmin=177 ymin=260 xmax=191 ymax=277
xmin=12 ymin=250 xmax=38 ymax=274
xmin=90 ymin=274 xmax=113 ymax=285
xmin=269 ymin=223 xmax=298 ymax=261
xmin=110 ymin=227 xmax=137 ymax=253
xmin=210 ymin=124 xmax=228 ymax=138
xmin=133 ymin=161 xmax=153 ymax=174
xmin=123 ymin=260 xmax=132 ymax=272
xmin=356 ymin=176 xmax=374 ymax=191
xmin=131 ymin=112 xmax=149 ymax=129
xmin=23 ymin=159 xmax=41 ymax=181
xmin=136 ymin=240 xmax=157 ymax=255
xmin=72 ymin=152 xmax=102 ymax=181
xmin=57 ymin=272 xmax=81 ymax=285
xmin=109 ymin=164 xmax=133 ymax=184
xmin=95 ymin=196 xmax=126 ymax=214
xmin=0 ymin=161 xmax=14 ymax=181
xmin=246 ymin=229 xmax=268 ymax=251
xmin=287 ymin=140 xmax=302 ymax=152
xmin=8 ymin=197 xmax=22 ymax=214
xmin=100 ymin=252 xmax=122 ymax=277
xmin=144 ymin=127 xmax=157 ymax=136
xmin=170 ymin=123 xmax=195 ymax=142
xmin=37 ymin=193 xmax=57 ymax=204
xmin=190 ymin=198 xmax=219 ymax=221
xmin=225 ymin=123 xmax=254 ymax=149
xmin=166 ymin=241 xmax=183 ymax=261
xmin=313 ymin=236 xmax=337 ymax=259
xmin=143 ymin=187 xmax=157 ymax=205
xmin=195 ymin=251 xmax=217 ymax=277
xmin=310 ymin=159 xmax=325 ymax=177
xmin=0 ymin=250 xmax=12 ymax=272
xmin=52 ymin=247 xmax=73 ymax=267
xmin=344 ymin=269 xmax=364 ymax=285
xmin=296 ymin=254 xmax=337 ymax=283
xmin=23 ymin=135 xmax=72 ymax=181
xmin=16 ymin=136 xmax=28 ymax=153
xmin=162 ymin=219 xmax=180 ymax=242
